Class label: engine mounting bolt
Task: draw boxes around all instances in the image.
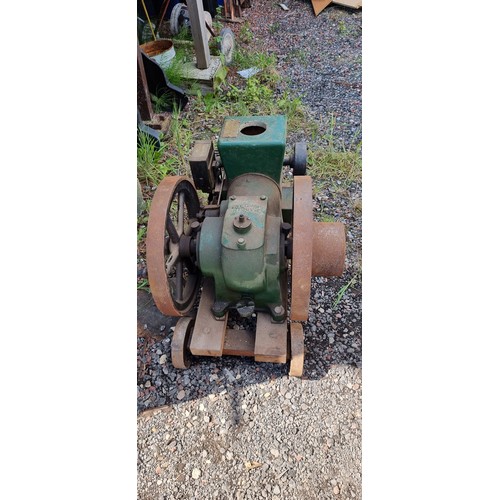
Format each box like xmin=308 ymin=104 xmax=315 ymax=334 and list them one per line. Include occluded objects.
xmin=260 ymin=195 xmax=267 ymax=200
xmin=237 ymin=237 xmax=246 ymax=248
xmin=230 ymin=195 xmax=236 ymax=200
xmin=274 ymin=305 xmax=285 ymax=316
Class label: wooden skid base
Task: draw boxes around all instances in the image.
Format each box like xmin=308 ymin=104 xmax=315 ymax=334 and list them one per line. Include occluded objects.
xmin=254 ymin=312 xmax=288 ymax=363
xmin=187 ymin=281 xmax=304 ymax=375
xmin=222 ymin=329 xmax=255 ymax=357
xmin=189 ymin=278 xmax=228 ymax=356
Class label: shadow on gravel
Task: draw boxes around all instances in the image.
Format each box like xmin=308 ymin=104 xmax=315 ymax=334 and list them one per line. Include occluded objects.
xmin=138 ymin=276 xmax=361 ymax=415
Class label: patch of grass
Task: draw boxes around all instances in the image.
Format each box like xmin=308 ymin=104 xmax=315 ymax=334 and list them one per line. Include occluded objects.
xmin=233 ymin=48 xmax=277 ymax=74
xmin=165 ymin=106 xmax=193 ymax=176
xmin=338 ymin=20 xmax=347 ymax=35
xmin=137 ymin=225 xmax=147 ymax=244
xmin=137 ymin=132 xmax=175 ymax=186
xmin=151 ymin=92 xmax=175 ymax=113
xmin=336 ymin=17 xmax=361 ymax=38
xmin=269 ymin=22 xmax=280 ymax=34
xmin=172 ymin=24 xmax=191 ymax=41
xmin=309 ymin=146 xmax=361 ymax=185
xmin=286 ymin=47 xmax=308 ymax=66
xmin=318 ymin=213 xmax=336 ymax=223
xmin=307 ymin=116 xmax=362 ymax=186
xmin=276 ymin=91 xmax=316 ymax=136
xmin=239 ymin=21 xmax=253 ymax=44
xmin=164 ymin=47 xmax=190 ymax=88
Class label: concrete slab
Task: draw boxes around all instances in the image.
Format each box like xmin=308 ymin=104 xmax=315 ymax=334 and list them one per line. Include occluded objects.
xmin=179 ymin=56 xmax=226 ymax=93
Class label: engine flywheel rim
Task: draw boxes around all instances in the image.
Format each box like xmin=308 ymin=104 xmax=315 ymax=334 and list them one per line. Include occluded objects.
xmin=146 ymin=176 xmax=201 ymax=316
xmin=290 ymin=176 xmax=313 ymax=321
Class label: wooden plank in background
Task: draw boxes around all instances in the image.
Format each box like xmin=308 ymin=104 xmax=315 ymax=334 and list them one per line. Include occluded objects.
xmin=311 ymin=0 xmax=361 ymax=16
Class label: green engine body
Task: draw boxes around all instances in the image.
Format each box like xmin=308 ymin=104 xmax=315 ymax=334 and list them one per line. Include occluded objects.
xmin=197 ymin=115 xmax=289 ymax=321
xmin=217 ymin=115 xmax=287 ymax=185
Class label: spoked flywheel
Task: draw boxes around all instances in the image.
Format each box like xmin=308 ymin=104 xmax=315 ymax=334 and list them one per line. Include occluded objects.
xmin=146 ymin=176 xmax=202 ymax=316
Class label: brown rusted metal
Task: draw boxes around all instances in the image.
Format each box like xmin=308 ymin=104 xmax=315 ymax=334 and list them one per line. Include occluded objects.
xmin=146 ymin=176 xmax=201 ymax=316
xmin=140 ymin=39 xmax=174 ymax=58
xmin=289 ymin=322 xmax=304 ymax=377
xmin=137 ymin=42 xmax=153 ymax=121
xmin=290 ymin=176 xmax=313 ymax=321
xmin=311 ymin=222 xmax=346 ymax=277
xmin=171 ymin=317 xmax=194 ymax=368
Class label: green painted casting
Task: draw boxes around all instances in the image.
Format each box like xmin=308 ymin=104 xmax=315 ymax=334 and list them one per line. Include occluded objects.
xmin=198 ymin=186 xmax=285 ymax=319
xmin=217 ymin=115 xmax=287 ymax=185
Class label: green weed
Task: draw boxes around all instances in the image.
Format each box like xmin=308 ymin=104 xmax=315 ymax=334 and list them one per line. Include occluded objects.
xmin=173 ymin=25 xmax=191 ymax=41
xmin=213 ymin=6 xmax=223 ymax=32
xmin=137 ymin=132 xmax=174 ymax=186
xmin=164 ymin=48 xmax=190 ymax=88
xmin=137 ymin=225 xmax=147 ymax=244
xmin=286 ymin=48 xmax=308 ymax=66
xmin=137 ymin=278 xmax=150 ymax=291
xmin=269 ymin=22 xmax=280 ymax=34
xmin=333 ymin=276 xmax=357 ymax=309
xmin=166 ymin=106 xmax=193 ymax=175
xmin=240 ymin=21 xmax=253 ymax=44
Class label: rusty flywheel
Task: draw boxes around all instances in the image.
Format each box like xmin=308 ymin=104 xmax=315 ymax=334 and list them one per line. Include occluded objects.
xmin=290 ymin=175 xmax=346 ymax=321
xmin=146 ymin=176 xmax=201 ymax=316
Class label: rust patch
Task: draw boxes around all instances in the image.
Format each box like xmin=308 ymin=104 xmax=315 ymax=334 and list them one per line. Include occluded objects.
xmin=290 ymin=176 xmax=313 ymax=321
xmin=221 ymin=119 xmax=240 ymax=138
xmin=311 ymin=222 xmax=346 ymax=277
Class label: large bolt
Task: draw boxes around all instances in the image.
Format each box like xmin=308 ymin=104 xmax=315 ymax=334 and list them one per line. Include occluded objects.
xmin=273 ymin=305 xmax=285 ymax=316
xmin=237 ymin=237 xmax=246 ymax=248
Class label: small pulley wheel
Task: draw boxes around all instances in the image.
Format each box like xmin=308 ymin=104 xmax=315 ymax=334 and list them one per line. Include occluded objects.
xmin=289 ymin=322 xmax=305 ymax=377
xmin=172 ymin=316 xmax=194 ymax=369
xmin=290 ymin=176 xmax=313 ymax=321
xmin=292 ymin=142 xmax=307 ymax=175
xmin=218 ymin=28 xmax=235 ymax=65
xmin=170 ymin=3 xmax=190 ymax=36
xmin=146 ymin=176 xmax=201 ymax=316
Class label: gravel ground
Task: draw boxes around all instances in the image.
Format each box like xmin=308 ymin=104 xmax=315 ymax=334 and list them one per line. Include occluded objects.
xmin=138 ymin=2 xmax=362 ymax=499
xmin=244 ymin=0 xmax=362 ymax=148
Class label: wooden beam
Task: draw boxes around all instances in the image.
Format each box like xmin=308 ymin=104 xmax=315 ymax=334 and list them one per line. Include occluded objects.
xmin=223 ymin=329 xmax=255 ymax=357
xmin=186 ymin=0 xmax=210 ymax=70
xmin=254 ymin=313 xmax=287 ymax=363
xmin=311 ymin=0 xmax=361 ymax=16
xmin=189 ymin=278 xmax=228 ymax=356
